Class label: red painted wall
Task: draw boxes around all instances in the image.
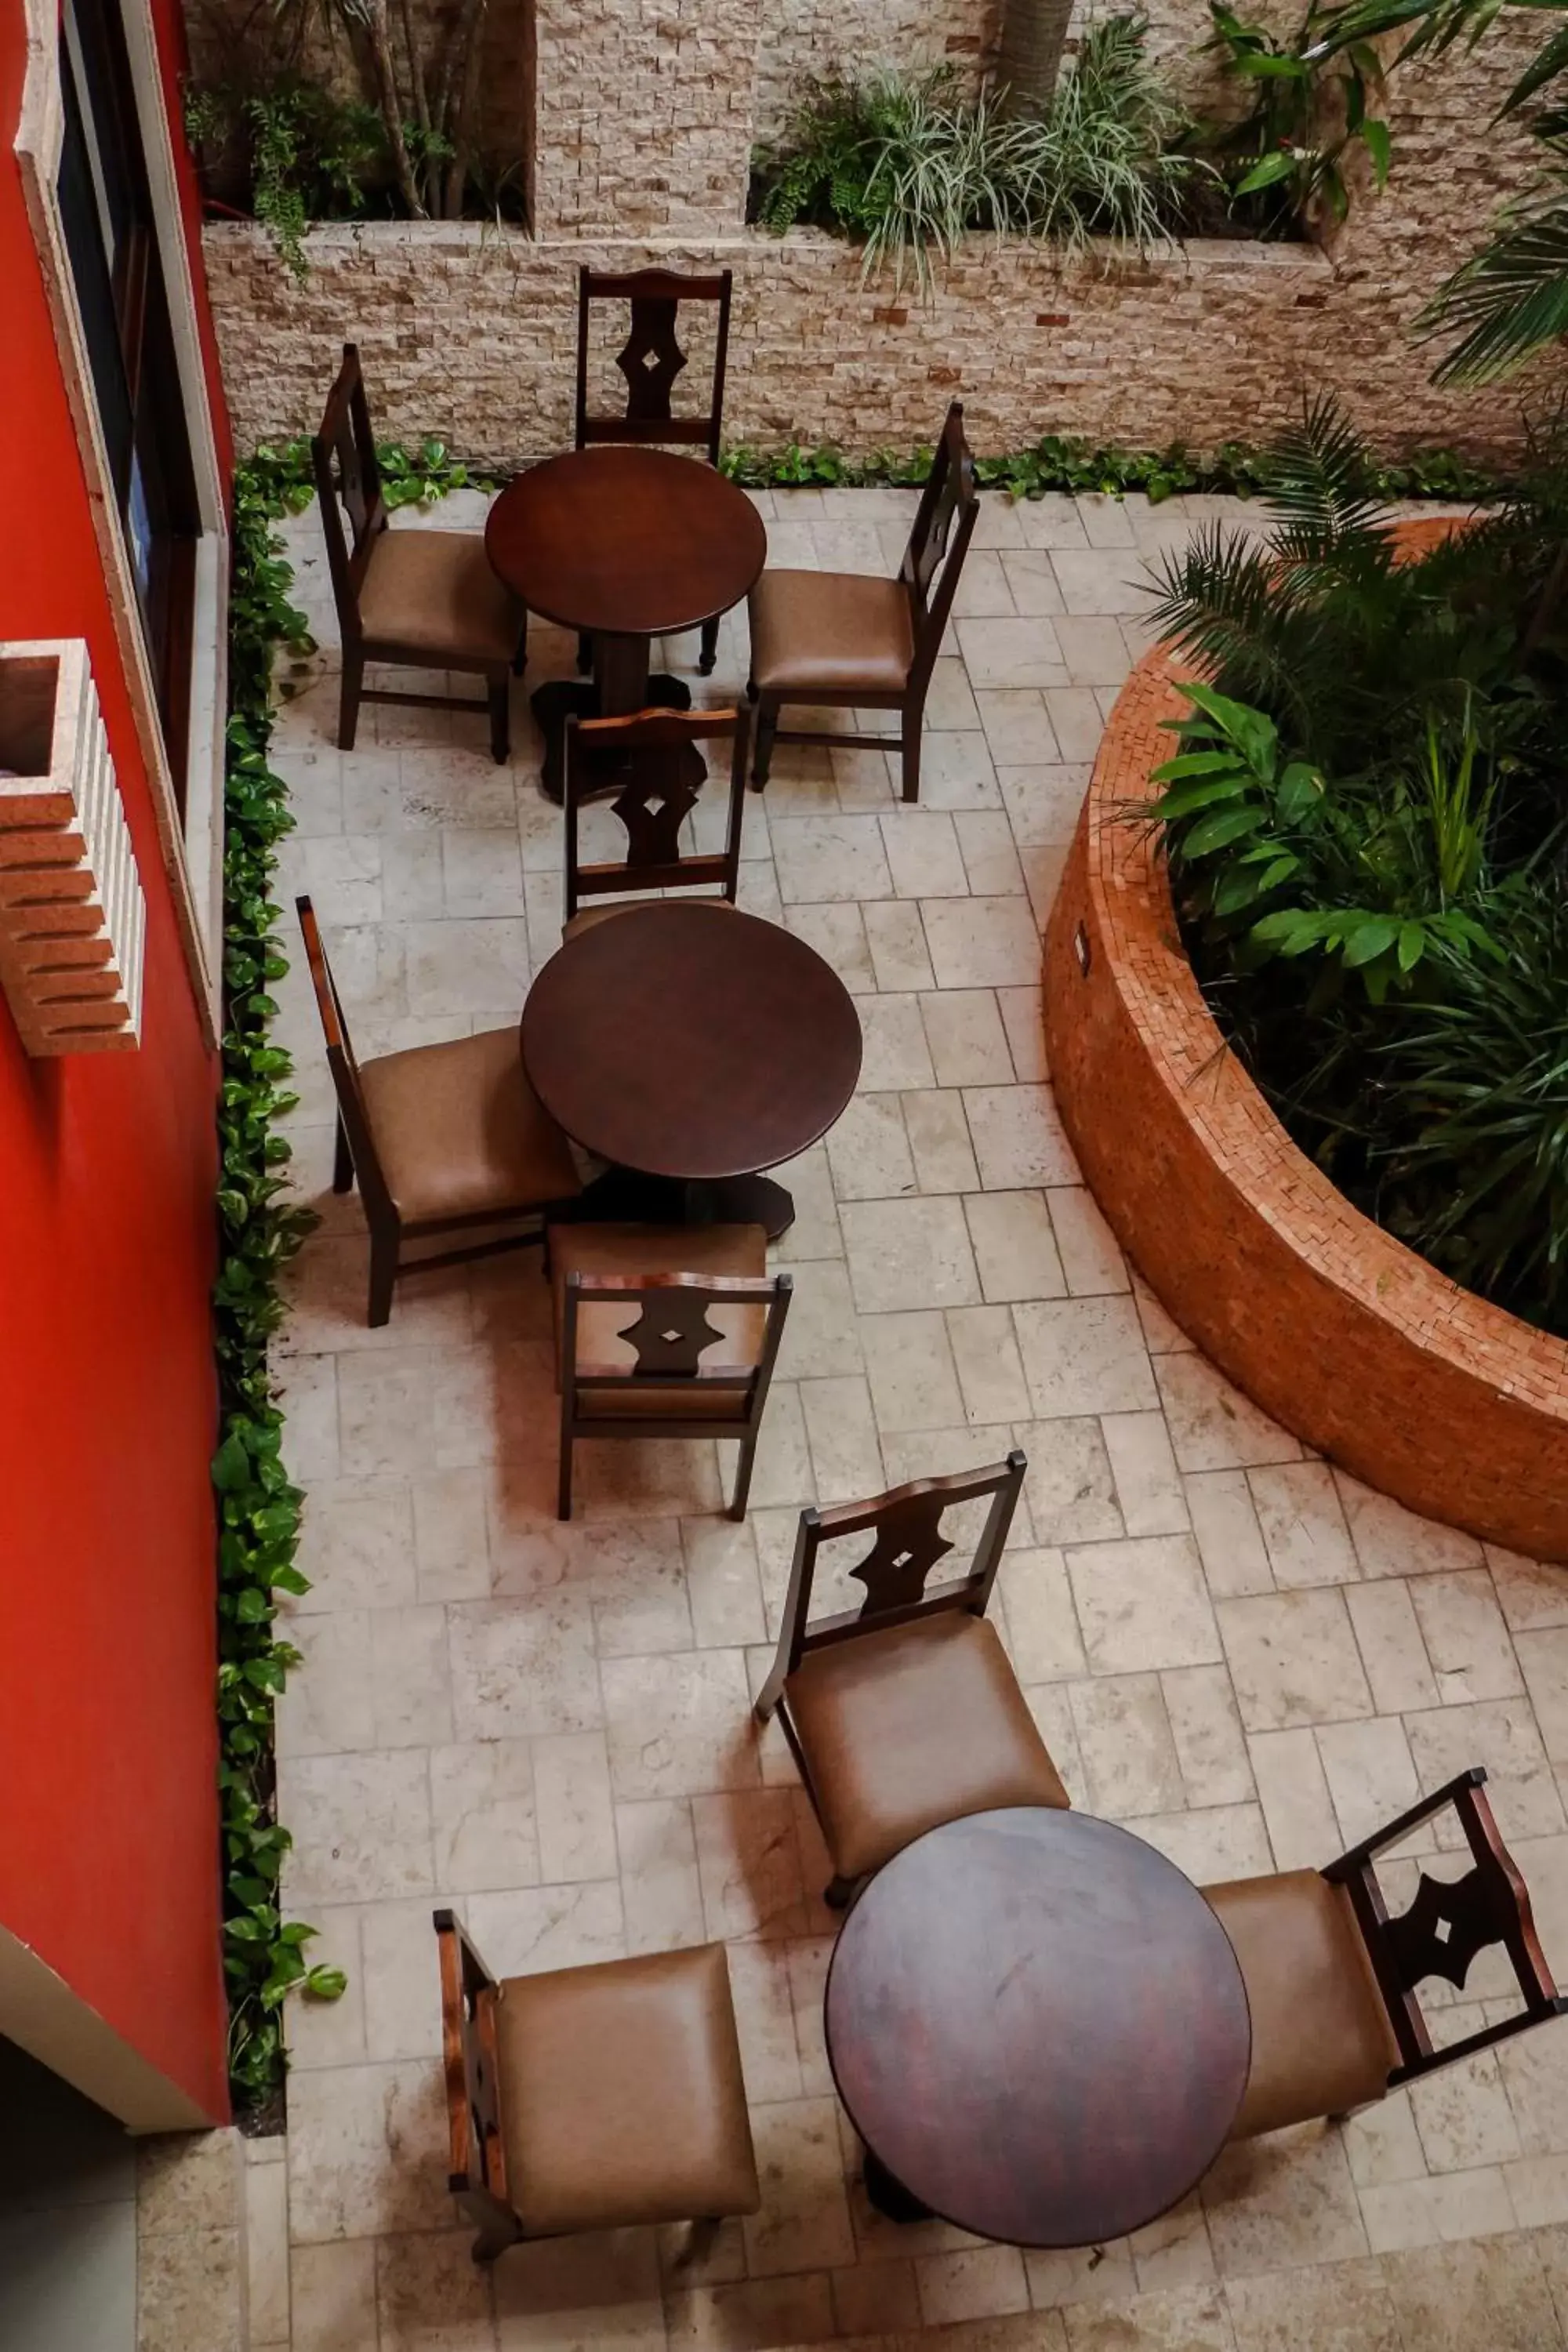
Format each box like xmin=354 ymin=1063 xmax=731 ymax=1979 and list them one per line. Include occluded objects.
xmin=0 ymin=2 xmax=231 ymax=2122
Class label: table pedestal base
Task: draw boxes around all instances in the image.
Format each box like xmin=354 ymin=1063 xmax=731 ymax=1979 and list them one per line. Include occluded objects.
xmin=862 ymin=2152 xmax=934 ymax=2227
xmin=532 ymin=657 xmax=695 ymax=806
xmin=573 ymin=1167 xmax=795 ymax=1243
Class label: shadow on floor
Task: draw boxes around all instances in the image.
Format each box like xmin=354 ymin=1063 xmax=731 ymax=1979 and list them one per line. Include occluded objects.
xmin=0 ymin=2038 xmax=136 ymax=2352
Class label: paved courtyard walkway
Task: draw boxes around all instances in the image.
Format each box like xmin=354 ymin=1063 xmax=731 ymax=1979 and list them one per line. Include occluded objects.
xmin=245 ymin=484 xmax=1568 ymax=2352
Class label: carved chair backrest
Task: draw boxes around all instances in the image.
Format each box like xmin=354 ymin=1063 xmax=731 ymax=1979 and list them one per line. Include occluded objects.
xmin=1324 ymin=1766 xmax=1568 ymax=2084
xmin=774 ymin=1450 xmax=1027 ymax=1678
xmin=562 ymin=1269 xmax=791 ymax=1424
xmin=575 ymin=267 xmax=733 ymax=466
xmin=434 ymin=1908 xmax=518 ymax=2246
xmin=898 ymin=401 xmax=980 ymax=684
xmin=311 ymin=343 xmax=387 ymax=642
xmin=296 ymin=894 xmax=394 ymax=1226
xmin=564 ymin=706 xmax=750 ymax=921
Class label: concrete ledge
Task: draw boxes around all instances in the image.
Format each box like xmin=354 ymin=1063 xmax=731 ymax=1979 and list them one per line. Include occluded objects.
xmin=1043 ymin=619 xmax=1568 ymax=1565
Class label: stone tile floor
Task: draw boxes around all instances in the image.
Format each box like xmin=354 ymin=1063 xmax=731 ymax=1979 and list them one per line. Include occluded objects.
xmin=232 ymin=483 xmax=1568 ymax=2351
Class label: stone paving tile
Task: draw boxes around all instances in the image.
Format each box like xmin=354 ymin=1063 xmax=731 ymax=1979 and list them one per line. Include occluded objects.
xmin=241 ymin=491 xmax=1568 ymax=2352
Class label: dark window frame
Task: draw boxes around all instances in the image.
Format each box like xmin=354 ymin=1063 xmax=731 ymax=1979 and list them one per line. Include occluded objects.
xmin=56 ymin=0 xmax=201 ymax=802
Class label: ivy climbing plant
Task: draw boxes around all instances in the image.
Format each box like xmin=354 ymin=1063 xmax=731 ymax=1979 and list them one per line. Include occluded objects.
xmin=720 ymin=431 xmax=1496 ymax=503
xmin=214 ymin=433 xmax=487 ymax=2109
xmin=216 ymin=440 xmax=337 ymax=2110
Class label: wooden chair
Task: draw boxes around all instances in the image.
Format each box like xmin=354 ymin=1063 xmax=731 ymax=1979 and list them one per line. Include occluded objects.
xmin=746 ymin=401 xmax=980 ymax=805
xmin=574 ymin=266 xmax=734 ymax=676
xmin=297 ymin=895 xmax=582 ymax=1326
xmin=435 ymin=1908 xmax=759 ymax=2263
xmin=312 ymin=343 xmax=524 ymax=764
xmin=1205 ymin=1766 xmax=1568 ymax=2141
xmin=548 ymin=1221 xmax=789 ymax=1520
xmin=563 ymin=705 xmax=750 ymax=938
xmin=755 ymin=1453 xmax=1069 ymax=1906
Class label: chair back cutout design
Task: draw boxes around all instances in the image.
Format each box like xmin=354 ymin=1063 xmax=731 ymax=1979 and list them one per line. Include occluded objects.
xmin=773 ymin=1450 xmax=1026 ymax=1679
xmin=1323 ymin=1766 xmax=1568 ymax=2085
xmin=564 ymin=1268 xmax=790 ymax=1423
xmin=575 ymin=267 xmax=733 ymax=464
xmin=564 ymin=706 xmax=750 ymax=918
xmin=311 ymin=343 xmax=387 ymax=641
xmin=899 ymin=400 xmax=980 ymax=681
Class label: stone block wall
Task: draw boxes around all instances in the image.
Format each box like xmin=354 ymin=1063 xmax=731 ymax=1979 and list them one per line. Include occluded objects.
xmin=753 ymin=0 xmax=1002 ymax=143
xmin=193 ymin=0 xmax=1557 ymax=469
xmin=204 ymin=219 xmax=1548 ymax=466
xmin=532 ymin=0 xmax=760 ymax=230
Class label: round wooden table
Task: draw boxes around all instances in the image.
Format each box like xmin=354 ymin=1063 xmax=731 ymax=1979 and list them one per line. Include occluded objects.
xmin=521 ymin=902 xmax=862 ymax=1239
xmin=825 ymin=1809 xmax=1251 ymax=2248
xmin=486 ymin=448 xmax=768 ymax=801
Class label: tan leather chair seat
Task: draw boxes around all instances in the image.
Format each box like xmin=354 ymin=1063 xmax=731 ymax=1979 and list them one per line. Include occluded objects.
xmin=748 ymin=570 xmax=916 ymax=696
xmin=494 ymin=1944 xmax=759 ymax=2235
xmin=360 ymin=1027 xmax=579 ymax=1224
xmin=550 ymin=1221 xmax=768 ymax=1416
xmin=562 ymin=897 xmax=735 ymax=942
xmin=359 ymin=528 xmax=523 ymax=666
xmin=1204 ymin=1871 xmax=1401 ymax=2140
xmin=784 ymin=1610 xmax=1069 ymax=1882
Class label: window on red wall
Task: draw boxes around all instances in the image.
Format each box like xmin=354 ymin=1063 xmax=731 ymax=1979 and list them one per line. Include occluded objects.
xmin=56 ymin=0 xmax=201 ymax=809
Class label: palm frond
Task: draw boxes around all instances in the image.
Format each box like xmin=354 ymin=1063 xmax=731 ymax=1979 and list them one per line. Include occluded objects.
xmin=1257 ymin=393 xmax=1396 ymax=544
xmin=1419 ymin=175 xmax=1568 ymax=384
xmin=1312 ymin=0 xmax=1507 ymax=70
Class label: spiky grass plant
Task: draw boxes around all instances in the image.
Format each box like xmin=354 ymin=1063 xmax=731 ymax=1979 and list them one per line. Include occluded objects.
xmin=751 ymin=17 xmax=1198 ymax=286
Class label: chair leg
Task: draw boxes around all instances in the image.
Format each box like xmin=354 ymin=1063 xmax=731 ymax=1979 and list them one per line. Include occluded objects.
xmin=367 ymin=1228 xmax=398 ymax=1328
xmin=338 ymin=652 xmax=364 ymax=753
xmin=557 ymin=1413 xmax=574 ymax=1521
xmin=900 ymin=715 xmax=922 ymax=804
xmin=751 ymin=699 xmax=779 ymax=792
xmin=699 ymin=615 xmax=719 ymax=675
xmin=511 ymin=618 xmax=528 ymax=677
xmin=470 ymin=2221 xmax=521 ymax=2264
xmin=488 ymin=676 xmax=510 ymax=765
xmin=576 ymin=631 xmax=592 ymax=676
xmin=728 ymin=1428 xmax=758 ymax=1521
xmin=332 ymin=1112 xmax=354 ymax=1194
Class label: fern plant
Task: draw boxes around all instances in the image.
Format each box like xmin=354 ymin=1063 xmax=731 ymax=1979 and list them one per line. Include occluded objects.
xmin=185 ymin=78 xmax=383 ymax=280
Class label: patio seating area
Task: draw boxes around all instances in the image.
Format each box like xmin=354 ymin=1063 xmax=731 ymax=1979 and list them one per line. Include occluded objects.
xmin=252 ymin=459 xmax=1568 ymax=2352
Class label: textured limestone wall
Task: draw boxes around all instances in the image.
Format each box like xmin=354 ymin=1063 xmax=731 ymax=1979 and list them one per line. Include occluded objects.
xmin=531 ymin=0 xmax=760 ymax=230
xmin=753 ymin=0 xmax=1003 ymax=145
xmin=203 ymin=220 xmax=1546 ymax=466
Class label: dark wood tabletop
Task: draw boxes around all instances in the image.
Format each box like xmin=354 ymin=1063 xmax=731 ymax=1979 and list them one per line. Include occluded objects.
xmin=521 ymin=902 xmax=862 ymax=1185
xmin=485 ymin=447 xmax=768 ymax=641
xmin=825 ymin=1808 xmax=1252 ymax=2249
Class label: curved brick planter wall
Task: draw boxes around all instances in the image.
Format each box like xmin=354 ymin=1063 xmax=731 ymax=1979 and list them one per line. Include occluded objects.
xmin=1044 ymin=619 xmax=1568 ymax=1565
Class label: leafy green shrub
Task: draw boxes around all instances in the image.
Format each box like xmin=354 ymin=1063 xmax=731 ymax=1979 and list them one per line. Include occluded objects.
xmin=185 ymin=78 xmax=385 ymax=281
xmin=1145 ymin=401 xmax=1568 ymax=1335
xmin=718 ymin=428 xmax=1494 ymax=504
xmin=1197 ymin=0 xmax=1391 ymax=233
xmin=750 ymin=17 xmax=1199 ymax=284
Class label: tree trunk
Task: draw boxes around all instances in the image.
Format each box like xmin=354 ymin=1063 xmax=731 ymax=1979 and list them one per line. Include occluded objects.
xmin=994 ymin=0 xmax=1075 ymax=114
xmin=361 ymin=0 xmax=423 ymax=214
xmin=441 ymin=0 xmax=489 ymax=216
